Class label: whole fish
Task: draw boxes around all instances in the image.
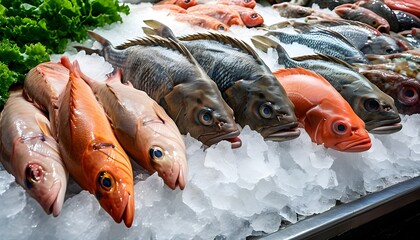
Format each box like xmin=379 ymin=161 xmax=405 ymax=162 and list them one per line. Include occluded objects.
xmin=169 ymin=12 xmax=229 ymax=31
xmin=393 ymin=10 xmax=420 ymax=32
xmin=0 ymin=88 xmax=68 ymax=216
xmin=272 ymin=3 xmax=314 ymax=18
xmin=187 ymin=4 xmax=245 ymax=26
xmin=273 ymin=67 xmax=372 ymax=152
xmin=334 ymin=4 xmax=390 ymax=33
xmin=216 ymin=0 xmax=256 ymax=9
xmin=157 ymin=0 xmax=197 ymax=9
xmin=58 ymin=56 xmax=135 ymax=227
xmin=357 ymin=0 xmax=399 ymax=32
xmin=227 ymin=5 xmax=264 ymax=27
xmin=361 ymin=69 xmax=420 ymax=115
xmin=264 ymin=29 xmax=370 ymax=64
xmin=23 ymin=62 xmax=69 ymax=137
xmin=251 ymin=35 xmax=402 ymax=134
xmin=76 ymin=33 xmax=242 ymax=148
xmin=76 ymin=63 xmax=187 ymax=190
xmin=143 ymin=20 xmax=300 ymax=141
xmin=384 ymin=0 xmax=420 ymax=18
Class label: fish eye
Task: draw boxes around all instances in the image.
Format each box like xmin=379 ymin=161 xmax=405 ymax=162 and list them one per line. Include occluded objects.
xmin=244 ymin=0 xmax=250 ymax=3
xmin=385 ymin=47 xmax=397 ymax=54
xmin=332 ymin=121 xmax=348 ymax=135
xmin=259 ymin=102 xmax=273 ymax=118
xmin=363 ymin=98 xmax=380 ymax=112
xmin=399 ymin=85 xmax=418 ymax=105
xmin=403 ymin=86 xmax=416 ymax=98
xmin=149 ymin=146 xmax=165 ymax=160
xmin=217 ymin=25 xmax=225 ymax=31
xmin=184 ymin=0 xmax=191 ymax=3
xmin=198 ymin=108 xmax=214 ymax=125
xmin=371 ymin=21 xmax=377 ymax=26
xmin=97 ymin=171 xmax=115 ymax=192
xmin=251 ymin=13 xmax=258 ymax=19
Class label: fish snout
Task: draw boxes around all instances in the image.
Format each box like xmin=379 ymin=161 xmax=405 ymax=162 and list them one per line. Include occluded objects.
xmin=377 ymin=24 xmax=390 ymax=33
xmin=156 ymin=161 xmax=187 ymax=190
xmin=34 ymin=180 xmax=64 ymax=217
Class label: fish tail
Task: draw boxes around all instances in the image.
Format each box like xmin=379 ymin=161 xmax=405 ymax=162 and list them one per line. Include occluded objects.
xmin=142 ymin=20 xmax=179 ymax=42
xmin=73 ymin=46 xmax=101 ymax=56
xmin=74 ymin=31 xmax=113 ymax=57
xmin=251 ymin=35 xmax=289 ymax=66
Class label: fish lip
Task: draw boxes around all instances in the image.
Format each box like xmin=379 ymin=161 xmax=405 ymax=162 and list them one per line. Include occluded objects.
xmin=39 ymin=180 xmax=63 ymax=217
xmin=201 ymin=130 xmax=242 ymax=148
xmin=119 ymin=193 xmax=133 ymax=228
xmin=368 ymin=122 xmax=403 ymax=134
xmin=259 ymin=122 xmax=301 ymax=141
xmin=159 ymin=162 xmax=186 ymax=190
xmin=335 ymin=137 xmax=372 ymax=152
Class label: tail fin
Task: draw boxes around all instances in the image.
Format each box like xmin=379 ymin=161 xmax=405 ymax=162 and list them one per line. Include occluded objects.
xmin=74 ymin=31 xmax=113 ymax=55
xmin=142 ymin=20 xmax=179 ymax=42
xmin=251 ymin=35 xmax=289 ymax=65
xmin=73 ymin=46 xmax=100 ymax=55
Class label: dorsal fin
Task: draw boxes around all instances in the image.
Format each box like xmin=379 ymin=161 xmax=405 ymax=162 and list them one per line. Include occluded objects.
xmin=116 ymin=35 xmax=201 ymax=68
xmin=273 ymin=67 xmax=325 ymax=80
xmin=178 ymin=32 xmax=265 ymax=65
xmin=292 ymin=53 xmax=355 ymax=69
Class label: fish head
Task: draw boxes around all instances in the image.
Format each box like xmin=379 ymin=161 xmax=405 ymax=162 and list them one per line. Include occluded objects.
xmin=239 ymin=11 xmax=264 ymax=27
xmin=176 ymin=0 xmax=197 ymax=9
xmin=163 ymin=80 xmax=241 ymax=148
xmin=305 ymin=103 xmax=372 ymax=152
xmin=361 ymin=35 xmax=402 ymax=55
xmin=13 ymin=135 xmax=67 ymax=217
xmin=86 ymin=141 xmax=134 ymax=227
xmin=225 ymin=77 xmax=300 ymax=141
xmin=240 ymin=0 xmax=257 ymax=9
xmin=140 ymin=102 xmax=188 ymax=190
xmin=341 ymin=84 xmax=402 ymax=134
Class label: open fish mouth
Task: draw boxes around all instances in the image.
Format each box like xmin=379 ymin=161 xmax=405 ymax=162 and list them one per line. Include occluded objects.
xmin=201 ymin=130 xmax=242 ymax=149
xmin=260 ymin=122 xmax=301 ymax=142
xmin=336 ymin=138 xmax=372 ymax=152
xmin=367 ymin=119 xmax=403 ymax=134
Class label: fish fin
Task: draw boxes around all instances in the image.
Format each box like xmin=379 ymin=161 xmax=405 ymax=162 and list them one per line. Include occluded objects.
xmin=73 ymin=46 xmax=101 ymax=56
xmin=142 ymin=20 xmax=179 ymax=41
xmin=35 ymin=113 xmax=53 ymax=137
xmin=272 ymin=67 xmax=325 ymax=80
xmin=179 ymin=32 xmax=266 ymax=65
xmin=251 ymin=35 xmax=290 ymax=65
xmin=292 ymin=54 xmax=355 ymax=69
xmin=105 ymin=68 xmax=123 ymax=84
xmin=87 ymin=31 xmax=113 ymax=48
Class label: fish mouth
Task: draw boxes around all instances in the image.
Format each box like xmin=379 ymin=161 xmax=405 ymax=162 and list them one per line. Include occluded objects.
xmin=259 ymin=122 xmax=301 ymax=142
xmin=158 ymin=162 xmax=187 ymax=190
xmin=118 ymin=193 xmax=134 ymax=228
xmin=335 ymin=137 xmax=372 ymax=152
xmin=368 ymin=122 xmax=403 ymax=134
xmin=38 ymin=181 xmax=64 ymax=217
xmin=200 ymin=130 xmax=242 ymax=149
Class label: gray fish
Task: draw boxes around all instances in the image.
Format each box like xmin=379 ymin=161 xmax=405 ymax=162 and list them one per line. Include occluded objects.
xmin=393 ymin=10 xmax=420 ymax=32
xmin=251 ymin=35 xmax=402 ymax=134
xmin=142 ymin=20 xmax=300 ymax=142
xmin=76 ymin=33 xmax=242 ymax=148
xmin=264 ymin=29 xmax=370 ymax=64
xmin=306 ymin=0 xmax=358 ymax=9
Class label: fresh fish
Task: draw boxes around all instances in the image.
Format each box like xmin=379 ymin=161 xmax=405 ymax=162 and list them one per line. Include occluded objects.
xmin=365 ymin=51 xmax=420 ymax=65
xmin=272 ymin=3 xmax=314 ymax=18
xmin=393 ymin=10 xmax=420 ymax=32
xmin=227 ymin=5 xmax=264 ymax=27
xmin=0 ymin=88 xmax=68 ymax=217
xmin=305 ymin=0 xmax=358 ymax=9
xmin=273 ymin=67 xmax=372 ymax=152
xmin=152 ymin=4 xmax=188 ymax=13
xmin=143 ymin=20 xmax=300 ymax=141
xmin=357 ymin=0 xmax=399 ymax=33
xmin=23 ymin=62 xmax=69 ymax=137
xmin=157 ymin=0 xmax=197 ymax=9
xmin=361 ymin=69 xmax=420 ymax=115
xmin=251 ymin=35 xmax=402 ymax=134
xmin=216 ymin=0 xmax=256 ymax=9
xmin=76 ymin=63 xmax=187 ymax=190
xmin=334 ymin=4 xmax=390 ymax=33
xmin=187 ymin=4 xmax=244 ymax=26
xmin=355 ymin=61 xmax=420 ymax=80
xmin=58 ymin=56 xmax=135 ymax=227
xmin=264 ymin=29 xmax=370 ymax=64
xmin=76 ymin=32 xmax=242 ymax=148
xmin=384 ymin=0 xmax=420 ymax=18
xmin=169 ymin=12 xmax=229 ymax=30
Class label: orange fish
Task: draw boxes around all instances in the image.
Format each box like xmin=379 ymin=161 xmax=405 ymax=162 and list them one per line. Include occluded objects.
xmin=169 ymin=12 xmax=229 ymax=30
xmin=158 ymin=0 xmax=197 ymax=9
xmin=152 ymin=4 xmax=188 ymax=13
xmin=57 ymin=56 xmax=135 ymax=227
xmin=273 ymin=67 xmax=372 ymax=152
xmin=216 ymin=0 xmax=256 ymax=9
xmin=227 ymin=5 xmax=263 ymax=27
xmin=187 ymin=4 xmax=244 ymax=26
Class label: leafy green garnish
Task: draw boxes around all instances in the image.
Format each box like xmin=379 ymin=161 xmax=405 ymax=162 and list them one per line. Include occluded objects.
xmin=0 ymin=0 xmax=129 ymax=107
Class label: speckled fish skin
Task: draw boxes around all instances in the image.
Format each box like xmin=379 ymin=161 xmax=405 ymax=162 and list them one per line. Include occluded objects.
xmin=273 ymin=67 xmax=372 ymax=152
xmin=23 ymin=62 xmax=69 ymax=137
xmin=0 ymin=88 xmax=68 ymax=217
xmin=143 ymin=20 xmax=300 ymax=142
xmin=77 ymin=63 xmax=187 ymax=190
xmin=361 ymin=69 xmax=420 ymax=115
xmin=76 ymin=32 xmax=241 ymax=148
xmin=251 ymin=35 xmax=402 ymax=134
xmin=264 ymin=29 xmax=370 ymax=64
xmin=58 ymin=56 xmax=135 ymax=227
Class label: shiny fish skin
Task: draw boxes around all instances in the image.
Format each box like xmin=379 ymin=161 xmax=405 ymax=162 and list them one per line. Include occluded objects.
xmin=251 ymin=35 xmax=402 ymax=134
xmin=77 ymin=64 xmax=187 ymax=190
xmin=143 ymin=20 xmax=300 ymax=142
xmin=0 ymin=88 xmax=68 ymax=217
xmin=76 ymin=32 xmax=241 ymax=148
xmin=57 ymin=56 xmax=135 ymax=227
